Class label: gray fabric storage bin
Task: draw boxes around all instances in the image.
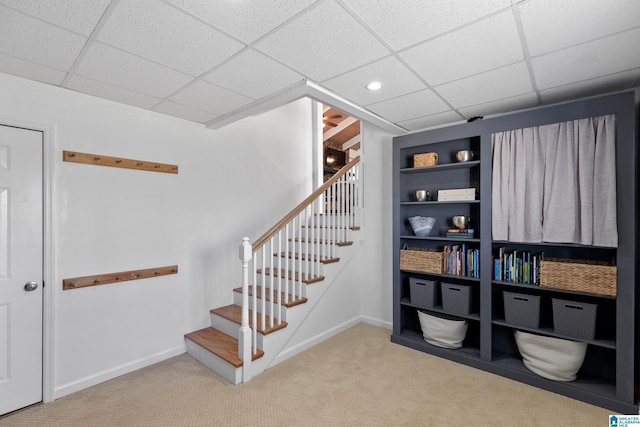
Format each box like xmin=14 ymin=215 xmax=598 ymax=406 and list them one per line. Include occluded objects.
xmin=409 ymin=277 xmax=437 ymax=308
xmin=441 ymin=283 xmax=472 ymax=315
xmin=503 ymin=291 xmax=541 ymax=328
xmin=552 ymin=298 xmax=597 ymax=340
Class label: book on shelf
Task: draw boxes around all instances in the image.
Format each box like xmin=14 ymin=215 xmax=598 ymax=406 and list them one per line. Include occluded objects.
xmin=446 ymin=228 xmax=474 ymax=238
xmin=442 ymin=244 xmax=479 ymax=278
xmin=492 ymin=247 xmax=541 ymax=285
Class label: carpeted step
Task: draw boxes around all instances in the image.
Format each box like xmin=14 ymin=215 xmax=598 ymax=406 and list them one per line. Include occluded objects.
xmin=233 ymin=285 xmax=308 ymax=308
xmin=184 ymin=327 xmax=263 ymax=368
xmin=211 ymin=304 xmax=288 ymax=335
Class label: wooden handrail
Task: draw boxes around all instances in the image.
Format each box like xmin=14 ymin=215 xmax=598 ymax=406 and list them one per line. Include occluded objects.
xmin=252 ymin=156 xmax=360 ymax=251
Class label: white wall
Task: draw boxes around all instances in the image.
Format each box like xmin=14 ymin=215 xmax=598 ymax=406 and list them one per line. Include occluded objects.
xmin=359 ymin=124 xmax=394 ymax=327
xmin=0 ymin=72 xmax=393 ymax=400
xmin=0 ymin=73 xmax=318 ymax=398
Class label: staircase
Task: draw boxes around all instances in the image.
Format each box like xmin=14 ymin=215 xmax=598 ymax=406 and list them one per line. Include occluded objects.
xmin=185 ymin=157 xmax=362 ymax=384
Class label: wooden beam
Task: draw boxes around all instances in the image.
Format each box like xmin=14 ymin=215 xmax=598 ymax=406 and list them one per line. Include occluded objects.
xmin=323 ymin=117 xmax=358 ymax=142
xmin=63 ymin=265 xmax=178 ymax=290
xmin=63 ymin=151 xmax=178 ymax=174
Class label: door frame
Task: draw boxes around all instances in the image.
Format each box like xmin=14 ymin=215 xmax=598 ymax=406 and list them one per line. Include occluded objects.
xmin=0 ymin=117 xmax=55 ymax=404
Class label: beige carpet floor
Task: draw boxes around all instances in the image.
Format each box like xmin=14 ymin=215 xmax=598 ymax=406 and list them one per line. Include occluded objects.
xmin=1 ymin=323 xmax=611 ymax=426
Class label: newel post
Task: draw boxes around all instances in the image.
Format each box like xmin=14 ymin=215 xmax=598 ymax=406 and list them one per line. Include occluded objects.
xmin=238 ymin=237 xmax=253 ymax=382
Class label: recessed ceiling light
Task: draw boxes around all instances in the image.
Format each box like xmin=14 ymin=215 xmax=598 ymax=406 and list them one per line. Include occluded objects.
xmin=365 ymin=81 xmax=383 ymax=91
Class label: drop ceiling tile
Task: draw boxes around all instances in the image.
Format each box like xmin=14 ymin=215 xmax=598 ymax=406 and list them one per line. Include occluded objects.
xmin=519 ymin=0 xmax=640 ymax=56
xmin=256 ymin=0 xmax=389 ymax=81
xmin=342 ymin=0 xmax=511 ymax=49
xmin=203 ymin=50 xmax=302 ymax=100
xmin=0 ymin=53 xmax=66 ymax=85
xmin=0 ymin=5 xmax=87 ymax=70
xmin=366 ymin=89 xmax=450 ymax=123
xmin=97 ymin=0 xmax=244 ymax=76
xmin=435 ymin=61 xmax=533 ymax=109
xmin=532 ymin=28 xmax=640 ymax=90
xmin=0 ymin=0 xmax=110 ymax=36
xmin=322 ymin=56 xmax=426 ymax=105
xmin=170 ymin=80 xmax=254 ymax=116
xmin=153 ymin=100 xmax=218 ymax=124
xmin=74 ymin=42 xmax=193 ymax=98
xmin=166 ymin=0 xmax=318 ymax=43
xmin=64 ymin=75 xmax=162 ymax=109
xmin=397 ymin=110 xmax=464 ymax=132
xmin=400 ymin=10 xmax=523 ymax=86
xmin=457 ymin=93 xmax=539 ymax=120
xmin=540 ymin=69 xmax=640 ymax=104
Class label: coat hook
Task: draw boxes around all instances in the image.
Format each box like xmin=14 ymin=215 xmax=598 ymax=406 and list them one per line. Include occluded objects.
xmin=116 ymin=159 xmax=122 ymax=164
xmin=93 ymin=156 xmax=101 ymax=161
xmin=93 ymin=279 xmax=100 ymax=284
xmin=68 ymin=152 xmax=76 ymax=158
xmin=137 ymin=162 xmax=143 ymax=166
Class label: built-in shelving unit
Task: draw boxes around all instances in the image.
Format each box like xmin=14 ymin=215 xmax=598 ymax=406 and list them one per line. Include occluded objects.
xmin=392 ymin=91 xmax=637 ymax=413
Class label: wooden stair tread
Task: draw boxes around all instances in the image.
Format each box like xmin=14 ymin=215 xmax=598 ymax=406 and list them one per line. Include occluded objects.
xmin=233 ymin=285 xmax=308 ymax=308
xmin=257 ymin=268 xmax=325 ymax=284
xmin=301 ymin=225 xmax=361 ymax=231
xmin=278 ymin=252 xmax=340 ymax=264
xmin=185 ymin=327 xmax=264 ymax=368
xmin=211 ymin=304 xmax=288 ymax=335
xmin=290 ymin=237 xmax=353 ymax=247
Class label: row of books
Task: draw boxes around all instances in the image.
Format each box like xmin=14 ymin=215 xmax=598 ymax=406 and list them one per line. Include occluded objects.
xmin=492 ymin=247 xmax=541 ymax=284
xmin=443 ymin=244 xmax=480 ymax=278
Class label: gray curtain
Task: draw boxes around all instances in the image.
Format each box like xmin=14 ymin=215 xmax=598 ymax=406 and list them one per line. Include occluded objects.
xmin=492 ymin=114 xmax=617 ymax=247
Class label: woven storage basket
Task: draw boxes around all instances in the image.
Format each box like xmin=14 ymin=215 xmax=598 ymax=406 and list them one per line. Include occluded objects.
xmin=400 ymin=247 xmax=442 ymax=274
xmin=413 ymin=152 xmax=438 ymax=167
xmin=540 ymin=257 xmax=616 ymax=297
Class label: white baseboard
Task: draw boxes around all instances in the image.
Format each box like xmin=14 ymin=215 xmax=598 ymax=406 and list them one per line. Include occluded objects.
xmin=270 ymin=315 xmax=391 ymax=367
xmin=271 ymin=316 xmax=362 ymax=366
xmin=54 ymin=345 xmax=186 ymax=399
xmin=360 ymin=315 xmax=392 ymax=330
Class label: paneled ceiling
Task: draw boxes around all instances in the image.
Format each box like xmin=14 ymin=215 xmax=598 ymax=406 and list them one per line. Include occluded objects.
xmin=1 ymin=0 xmax=639 ymax=133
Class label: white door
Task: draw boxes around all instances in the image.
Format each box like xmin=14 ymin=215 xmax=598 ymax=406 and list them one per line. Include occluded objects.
xmin=0 ymin=125 xmax=43 ymax=415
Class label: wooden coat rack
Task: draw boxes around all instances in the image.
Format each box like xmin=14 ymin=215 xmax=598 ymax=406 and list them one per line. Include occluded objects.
xmin=63 ymin=151 xmax=178 ymax=174
xmin=63 ymin=265 xmax=178 ymax=290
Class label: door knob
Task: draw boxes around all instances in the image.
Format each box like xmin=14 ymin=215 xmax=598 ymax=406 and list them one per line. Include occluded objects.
xmin=24 ymin=281 xmax=38 ymax=291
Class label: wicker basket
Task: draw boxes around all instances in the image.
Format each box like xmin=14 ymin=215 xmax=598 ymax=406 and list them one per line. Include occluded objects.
xmin=400 ymin=247 xmax=442 ymax=274
xmin=413 ymin=152 xmax=438 ymax=167
xmin=540 ymin=257 xmax=616 ymax=297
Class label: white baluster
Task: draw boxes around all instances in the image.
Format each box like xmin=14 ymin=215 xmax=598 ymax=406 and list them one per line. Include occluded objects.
xmin=284 ymin=223 xmax=289 ymax=305
xmin=252 ymin=256 xmax=257 ymax=354
xmin=311 ymin=200 xmax=316 ymax=279
xmin=268 ymin=237 xmax=274 ymax=328
xmin=276 ymin=230 xmax=282 ymax=324
xmin=260 ymin=246 xmax=266 ymax=335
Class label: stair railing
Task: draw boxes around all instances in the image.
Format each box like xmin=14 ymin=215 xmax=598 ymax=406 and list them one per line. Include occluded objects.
xmin=238 ymin=156 xmax=361 ymax=382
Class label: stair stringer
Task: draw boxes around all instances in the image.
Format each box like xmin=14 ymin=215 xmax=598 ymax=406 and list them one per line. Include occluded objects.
xmin=246 ymin=237 xmax=362 ymax=376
